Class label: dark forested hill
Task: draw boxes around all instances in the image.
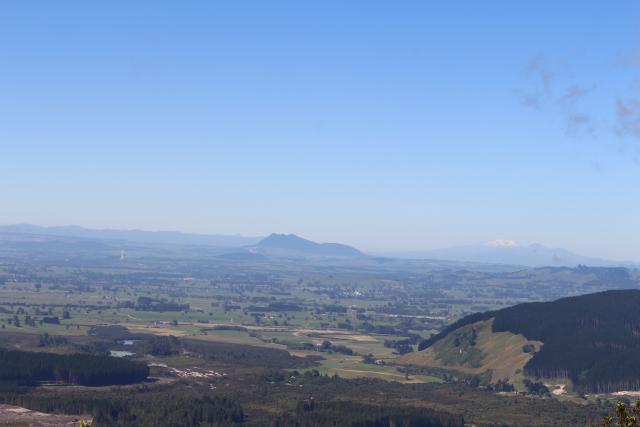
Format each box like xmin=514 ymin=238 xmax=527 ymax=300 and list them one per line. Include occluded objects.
xmin=417 ymin=290 xmax=640 ymax=393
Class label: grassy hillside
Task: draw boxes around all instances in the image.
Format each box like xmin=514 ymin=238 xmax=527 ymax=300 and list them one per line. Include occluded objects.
xmin=401 ymin=319 xmax=541 ymax=385
xmin=410 ymin=290 xmax=640 ymax=393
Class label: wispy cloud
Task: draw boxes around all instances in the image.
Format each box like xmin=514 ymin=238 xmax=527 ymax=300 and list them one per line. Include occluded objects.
xmin=566 ymin=113 xmax=596 ymax=137
xmin=525 ymin=54 xmax=554 ymax=94
xmin=616 ymin=98 xmax=640 ymax=139
xmin=518 ymin=55 xmax=555 ymax=110
xmin=558 ymin=86 xmax=590 ymax=106
xmin=519 ymin=55 xmax=595 ymax=137
xmin=519 ymin=53 xmax=640 ymax=147
xmin=615 ymin=53 xmax=640 ymax=141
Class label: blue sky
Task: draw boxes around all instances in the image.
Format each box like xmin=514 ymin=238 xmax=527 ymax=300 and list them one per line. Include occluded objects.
xmin=1 ymin=1 xmax=639 ymax=260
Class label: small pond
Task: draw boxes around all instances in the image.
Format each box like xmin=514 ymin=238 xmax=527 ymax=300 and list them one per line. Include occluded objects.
xmin=109 ymin=350 xmax=135 ymax=358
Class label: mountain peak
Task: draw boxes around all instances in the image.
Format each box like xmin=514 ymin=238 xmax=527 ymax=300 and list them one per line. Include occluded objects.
xmin=256 ymin=233 xmax=365 ymax=258
xmin=262 ymin=233 xmax=304 ymax=242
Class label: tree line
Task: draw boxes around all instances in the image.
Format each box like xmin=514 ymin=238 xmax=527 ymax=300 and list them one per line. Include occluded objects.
xmin=0 ymin=348 xmax=149 ymax=386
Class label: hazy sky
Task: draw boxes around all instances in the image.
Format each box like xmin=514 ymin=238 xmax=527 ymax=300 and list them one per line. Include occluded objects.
xmin=1 ymin=1 xmax=639 ymax=260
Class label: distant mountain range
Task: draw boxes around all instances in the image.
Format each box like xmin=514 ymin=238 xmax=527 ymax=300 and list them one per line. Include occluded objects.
xmin=0 ymin=225 xmax=366 ymax=260
xmin=381 ymin=239 xmax=631 ymax=267
xmin=0 ymin=225 xmax=631 ymax=266
xmin=0 ymin=224 xmax=262 ymax=247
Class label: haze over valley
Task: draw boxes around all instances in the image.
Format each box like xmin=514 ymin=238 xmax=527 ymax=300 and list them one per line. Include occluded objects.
xmin=1 ymin=224 xmax=633 ymax=268
xmin=2 ymin=1 xmax=639 ymax=426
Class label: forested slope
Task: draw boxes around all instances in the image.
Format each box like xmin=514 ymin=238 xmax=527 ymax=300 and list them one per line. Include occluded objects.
xmin=0 ymin=348 xmax=149 ymax=386
xmin=417 ymin=290 xmax=640 ymax=393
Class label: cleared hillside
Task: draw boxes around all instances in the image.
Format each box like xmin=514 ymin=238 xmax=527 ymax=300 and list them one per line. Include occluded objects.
xmin=406 ymin=290 xmax=640 ymax=393
xmin=401 ymin=319 xmax=541 ymax=384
